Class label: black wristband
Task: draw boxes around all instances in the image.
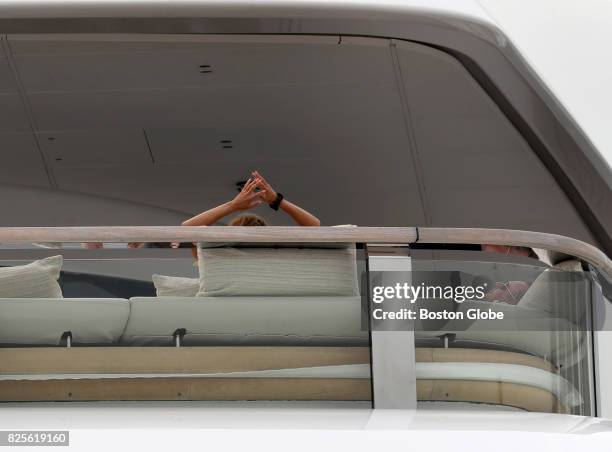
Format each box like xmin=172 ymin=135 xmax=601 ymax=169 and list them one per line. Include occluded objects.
xmin=269 ymin=192 xmax=284 ymax=211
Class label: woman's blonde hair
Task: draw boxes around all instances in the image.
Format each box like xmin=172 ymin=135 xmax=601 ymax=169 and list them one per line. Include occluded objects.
xmin=228 ymin=214 xmax=269 ymax=226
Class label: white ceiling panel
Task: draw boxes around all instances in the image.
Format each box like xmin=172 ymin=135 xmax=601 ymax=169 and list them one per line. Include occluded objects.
xmin=8 ymin=35 xmax=337 ymax=55
xmin=0 ymin=94 xmax=32 ymax=132
xmin=0 ymin=133 xmax=49 ymax=186
xmin=0 ymin=57 xmax=17 ymax=94
xmin=146 ymin=127 xmax=268 ymax=164
xmin=27 ymin=82 xmax=401 ymax=131
xmin=38 ymin=129 xmax=152 ymax=167
xmin=52 ymin=165 xmax=211 ymax=214
xmin=0 ymin=184 xmax=185 ymax=227
xmin=146 ymin=119 xmax=409 ymax=166
xmin=10 ymin=35 xmax=394 ymax=92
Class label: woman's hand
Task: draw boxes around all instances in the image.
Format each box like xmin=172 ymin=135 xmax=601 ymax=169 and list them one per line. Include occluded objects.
xmin=229 ymin=176 xmax=267 ymax=211
xmin=182 ymin=177 xmax=266 ymax=226
xmin=251 ymin=170 xmax=277 ymax=204
xmin=484 ymin=281 xmax=530 ymax=304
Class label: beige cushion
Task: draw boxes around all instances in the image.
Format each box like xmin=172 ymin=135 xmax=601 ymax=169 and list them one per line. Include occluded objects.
xmin=152 ymin=274 xmax=199 ymax=297
xmin=196 ymin=246 xmax=359 ymax=297
xmin=0 ymin=255 xmax=63 ymax=298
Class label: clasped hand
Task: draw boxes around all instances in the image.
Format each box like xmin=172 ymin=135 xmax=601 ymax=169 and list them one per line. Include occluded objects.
xmin=229 ymin=171 xmax=277 ymax=211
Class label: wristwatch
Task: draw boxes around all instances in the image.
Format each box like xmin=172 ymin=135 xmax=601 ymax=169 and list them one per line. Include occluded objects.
xmin=269 ymin=192 xmax=284 ymax=211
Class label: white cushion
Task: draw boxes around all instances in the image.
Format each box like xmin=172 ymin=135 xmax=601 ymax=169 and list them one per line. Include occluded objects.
xmin=0 ymin=298 xmax=130 ymax=344
xmin=196 ymin=246 xmax=359 ymax=297
xmin=552 ymin=259 xmax=583 ymax=272
xmin=123 ymin=296 xmax=367 ymax=345
xmin=0 ymin=255 xmax=63 ymax=298
xmin=518 ymin=260 xmax=585 ymax=313
xmin=152 ymin=274 xmax=199 ymax=297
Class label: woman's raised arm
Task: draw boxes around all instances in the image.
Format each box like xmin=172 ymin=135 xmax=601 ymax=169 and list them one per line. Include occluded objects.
xmin=252 ymin=171 xmax=321 ymax=226
xmin=182 ymin=177 xmax=267 ymax=226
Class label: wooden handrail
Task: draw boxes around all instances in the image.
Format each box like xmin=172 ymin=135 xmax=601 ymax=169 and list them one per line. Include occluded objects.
xmin=417 ymin=227 xmax=612 ymax=280
xmin=0 ymin=225 xmax=609 ymax=279
xmin=0 ymin=226 xmax=416 ymax=245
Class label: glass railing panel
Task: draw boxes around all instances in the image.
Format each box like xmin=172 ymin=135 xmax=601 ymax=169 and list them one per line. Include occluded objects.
xmin=0 ymin=242 xmax=371 ymax=404
xmin=368 ymin=246 xmax=597 ymax=415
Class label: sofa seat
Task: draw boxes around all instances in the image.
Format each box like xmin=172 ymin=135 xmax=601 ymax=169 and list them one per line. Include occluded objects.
xmin=415 ymin=300 xmax=584 ymax=368
xmin=122 ymin=296 xmax=368 ymax=346
xmin=0 ymin=298 xmax=130 ymax=345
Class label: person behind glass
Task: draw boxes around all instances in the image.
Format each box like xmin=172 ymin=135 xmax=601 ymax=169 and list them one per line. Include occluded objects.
xmin=182 ymin=171 xmax=320 ymax=227
xmin=480 ymin=244 xmax=538 ymax=304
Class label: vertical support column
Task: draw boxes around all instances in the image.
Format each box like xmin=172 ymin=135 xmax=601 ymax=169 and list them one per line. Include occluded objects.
xmin=368 ymin=253 xmax=417 ymax=409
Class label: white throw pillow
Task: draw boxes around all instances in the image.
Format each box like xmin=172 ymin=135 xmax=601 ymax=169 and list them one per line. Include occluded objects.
xmin=552 ymin=259 xmax=583 ymax=272
xmin=197 ymin=246 xmax=360 ymax=297
xmin=0 ymin=255 xmax=63 ymax=298
xmin=152 ymin=274 xmax=199 ymax=297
